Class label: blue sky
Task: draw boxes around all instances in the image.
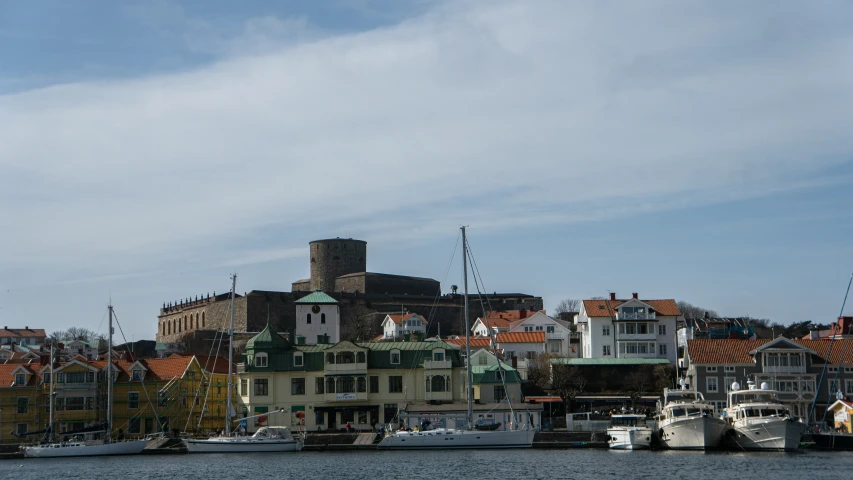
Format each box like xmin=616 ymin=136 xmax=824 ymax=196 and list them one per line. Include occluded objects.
xmin=1 ymin=0 xmax=852 ymax=342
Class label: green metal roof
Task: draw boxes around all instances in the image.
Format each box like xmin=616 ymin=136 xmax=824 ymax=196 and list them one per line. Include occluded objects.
xmin=550 ymin=358 xmax=671 ymax=366
xmin=295 ymin=291 xmax=338 ymax=304
xmin=472 ymin=363 xmax=520 ymax=384
xmin=246 ymin=324 xmax=290 ymax=350
xmin=295 ymin=344 xmax=334 ymax=353
xmin=358 ymin=340 xmax=460 ymax=351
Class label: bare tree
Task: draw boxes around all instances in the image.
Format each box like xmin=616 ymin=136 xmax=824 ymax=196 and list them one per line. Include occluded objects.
xmin=677 ymin=301 xmax=719 ymax=320
xmin=551 ymin=364 xmax=589 ymax=412
xmin=555 ymin=298 xmax=581 ymax=314
xmin=526 ymin=354 xmax=554 ymax=390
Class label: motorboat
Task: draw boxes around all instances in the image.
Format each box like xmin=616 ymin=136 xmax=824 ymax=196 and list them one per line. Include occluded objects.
xmin=606 ymin=414 xmax=653 ymax=450
xmin=657 ymin=380 xmax=728 ymax=450
xmin=722 ymin=380 xmax=807 ymax=452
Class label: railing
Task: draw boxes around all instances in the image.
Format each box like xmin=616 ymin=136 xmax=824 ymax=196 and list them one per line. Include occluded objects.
xmin=423 ymin=359 xmax=452 ymax=369
xmin=618 ymin=313 xmax=653 ymax=320
xmin=325 ymin=362 xmax=368 ymax=373
xmin=763 ymin=366 xmax=806 ymax=374
xmin=617 ymin=353 xmax=668 ymax=359
xmin=425 ymin=391 xmax=453 ymax=401
xmin=546 ymin=333 xmax=563 ymax=341
xmin=616 ymin=333 xmax=657 ymax=341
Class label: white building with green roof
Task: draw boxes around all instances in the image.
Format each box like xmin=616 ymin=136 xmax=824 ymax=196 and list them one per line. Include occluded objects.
xmin=295 ymin=290 xmax=340 ymax=345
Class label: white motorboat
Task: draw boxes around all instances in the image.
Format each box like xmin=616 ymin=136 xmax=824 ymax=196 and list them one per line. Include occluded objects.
xmin=657 ymin=381 xmax=728 ymax=450
xmin=185 ymin=426 xmax=303 ymax=453
xmin=607 ymin=414 xmax=653 ymax=450
xmin=377 ymin=227 xmax=534 ymax=450
xmin=722 ymin=380 xmax=807 ymax=452
xmin=23 ymin=305 xmax=149 ymax=458
xmin=183 ymin=275 xmax=304 ymax=454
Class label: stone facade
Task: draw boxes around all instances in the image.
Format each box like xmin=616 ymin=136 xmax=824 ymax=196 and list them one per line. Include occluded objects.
xmin=308 ymin=238 xmax=366 ymax=292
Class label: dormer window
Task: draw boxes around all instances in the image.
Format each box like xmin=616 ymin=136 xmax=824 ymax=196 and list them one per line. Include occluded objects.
xmin=14 ymin=373 xmax=25 ymax=385
xmin=390 ymin=349 xmax=401 ymax=365
xmin=433 ymin=350 xmax=445 ymax=362
xmin=293 ymin=353 xmax=303 ymax=367
xmin=255 ymin=353 xmax=268 ymax=368
xmin=131 ymin=369 xmax=144 ymax=381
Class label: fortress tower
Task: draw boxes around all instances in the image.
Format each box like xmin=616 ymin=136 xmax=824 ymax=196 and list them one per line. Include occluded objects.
xmin=307 ymin=238 xmax=367 ymax=292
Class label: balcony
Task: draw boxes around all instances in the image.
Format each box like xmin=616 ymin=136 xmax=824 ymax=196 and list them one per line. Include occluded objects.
xmin=425 ymin=391 xmax=453 ymax=401
xmin=546 ymin=333 xmax=563 ymax=341
xmin=616 ymin=333 xmax=657 ymax=341
xmin=618 ymin=313 xmax=655 ymax=321
xmin=325 ymin=361 xmax=368 ymax=373
xmin=617 ymin=353 xmax=669 ymax=360
xmin=763 ymin=366 xmax=807 ymax=374
xmin=324 ymin=392 xmax=368 ymax=402
xmin=424 ymin=359 xmax=452 ymax=369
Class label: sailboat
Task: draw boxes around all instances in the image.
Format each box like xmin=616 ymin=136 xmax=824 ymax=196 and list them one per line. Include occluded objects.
xmin=183 ymin=274 xmax=304 ymax=453
xmin=377 ymin=227 xmax=535 ymax=449
xmin=23 ymin=305 xmax=150 ymax=457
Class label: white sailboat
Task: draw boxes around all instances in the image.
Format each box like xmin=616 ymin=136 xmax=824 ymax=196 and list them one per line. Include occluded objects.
xmin=657 ymin=380 xmax=728 ymax=450
xmin=722 ymin=380 xmax=806 ymax=452
xmin=183 ymin=274 xmax=304 ymax=453
xmin=377 ymin=227 xmax=535 ymax=450
xmin=23 ymin=305 xmax=150 ymax=458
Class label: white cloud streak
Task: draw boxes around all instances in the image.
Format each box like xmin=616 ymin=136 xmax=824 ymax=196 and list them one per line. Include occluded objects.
xmin=2 ymin=0 xmax=852 ymax=283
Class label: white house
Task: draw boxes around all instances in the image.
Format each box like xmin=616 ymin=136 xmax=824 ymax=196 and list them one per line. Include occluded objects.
xmin=506 ymin=312 xmax=573 ymax=357
xmin=493 ymin=332 xmax=546 ymax=381
xmin=294 ymin=291 xmax=340 ymax=345
xmin=381 ymin=313 xmax=428 ymax=339
xmin=574 ymin=292 xmax=679 ymax=363
xmin=471 ymin=310 xmax=544 ymax=337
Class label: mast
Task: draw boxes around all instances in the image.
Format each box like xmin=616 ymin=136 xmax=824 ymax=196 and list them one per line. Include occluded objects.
xmin=462 ymin=226 xmax=473 ymax=427
xmin=49 ymin=339 xmax=55 ymax=443
xmin=225 ymin=274 xmax=236 ymax=436
xmin=107 ymin=304 xmax=114 ymax=443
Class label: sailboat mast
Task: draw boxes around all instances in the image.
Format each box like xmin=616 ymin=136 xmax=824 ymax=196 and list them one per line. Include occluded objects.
xmin=225 ymin=274 xmax=236 ymax=436
xmin=462 ymin=226 xmax=473 ymax=427
xmin=107 ymin=304 xmax=114 ymax=443
xmin=49 ymin=339 xmax=55 ymax=443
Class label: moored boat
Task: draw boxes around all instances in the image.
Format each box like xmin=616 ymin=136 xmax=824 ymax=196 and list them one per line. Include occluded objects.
xmin=722 ymin=380 xmax=806 ymax=452
xmin=606 ymin=414 xmax=653 ymax=450
xmin=658 ymin=381 xmax=728 ymax=450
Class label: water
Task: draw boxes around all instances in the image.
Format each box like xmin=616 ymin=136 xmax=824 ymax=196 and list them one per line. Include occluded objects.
xmin=7 ymin=449 xmax=852 ymax=480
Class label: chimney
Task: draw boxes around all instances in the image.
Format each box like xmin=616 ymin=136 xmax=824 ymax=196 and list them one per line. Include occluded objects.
xmin=809 ymin=329 xmax=819 ymax=340
xmin=25 ymin=326 xmax=29 ymax=330
xmin=632 ymin=293 xmax=638 ymax=299
xmin=610 ymin=293 xmax=616 ymax=301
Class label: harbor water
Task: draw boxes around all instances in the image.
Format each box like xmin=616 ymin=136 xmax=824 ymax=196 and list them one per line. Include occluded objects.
xmin=9 ymin=449 xmax=853 ymax=480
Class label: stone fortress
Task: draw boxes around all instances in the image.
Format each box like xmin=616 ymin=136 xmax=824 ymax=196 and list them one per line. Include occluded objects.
xmin=155 ymin=238 xmax=542 ymax=353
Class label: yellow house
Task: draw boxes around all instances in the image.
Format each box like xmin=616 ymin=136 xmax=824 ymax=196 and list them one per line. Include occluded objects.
xmin=0 ymin=364 xmax=43 ymax=444
xmin=827 ymin=399 xmax=853 ymax=433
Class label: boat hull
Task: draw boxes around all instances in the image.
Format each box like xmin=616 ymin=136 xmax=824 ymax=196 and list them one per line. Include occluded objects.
xmin=23 ymin=439 xmax=150 ymax=458
xmin=606 ymin=427 xmax=653 ymax=450
xmin=660 ymin=416 xmax=728 ymax=450
xmin=724 ymin=418 xmax=806 ymax=452
xmin=377 ymin=428 xmax=534 ymax=450
xmin=184 ymin=438 xmax=302 ymax=453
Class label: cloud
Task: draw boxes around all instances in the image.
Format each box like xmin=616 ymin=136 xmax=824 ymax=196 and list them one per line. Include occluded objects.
xmin=2 ymin=0 xmax=852 ymax=285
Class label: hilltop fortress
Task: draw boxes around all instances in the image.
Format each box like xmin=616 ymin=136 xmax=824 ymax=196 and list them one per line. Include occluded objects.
xmin=155 ymin=238 xmax=542 ymax=353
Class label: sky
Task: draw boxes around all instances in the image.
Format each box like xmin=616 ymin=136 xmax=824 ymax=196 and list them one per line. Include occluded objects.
xmin=1 ymin=0 xmax=852 ymax=343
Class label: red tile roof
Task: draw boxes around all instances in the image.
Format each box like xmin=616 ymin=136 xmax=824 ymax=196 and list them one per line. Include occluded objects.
xmin=688 ymin=338 xmax=853 ymax=365
xmin=445 ymin=338 xmax=492 ymax=348
xmin=495 ymin=332 xmax=545 ymax=344
xmin=583 ymin=299 xmax=680 ymax=317
xmin=386 ymin=313 xmax=426 ymax=325
xmin=0 ymin=327 xmax=47 ymax=339
xmin=0 ymin=364 xmax=38 ymax=386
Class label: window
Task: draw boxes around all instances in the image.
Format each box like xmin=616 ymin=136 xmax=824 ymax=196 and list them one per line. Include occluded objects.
xmin=706 ymin=377 xmax=718 ymax=393
xmin=389 ymin=376 xmax=403 ymax=393
xmin=659 ymin=344 xmax=667 ymax=356
xmin=390 ymin=350 xmax=401 ymax=365
xmin=128 ymin=392 xmax=139 ymax=409
xmin=706 ymin=366 xmax=718 ymax=373
xmin=255 ymin=353 xmax=268 ymax=368
xmin=725 ymin=377 xmax=736 ymax=392
xmin=724 ymin=366 xmax=735 ymax=372
xmin=356 ymin=352 xmax=366 ymax=363
xmin=17 ymin=423 xmax=27 ymax=435
xmin=846 ymin=380 xmax=853 ymax=396
xmin=129 ymin=418 xmax=141 ymax=434
xmin=326 ymin=353 xmax=335 ymax=364
xmin=524 ymin=326 xmax=533 ymax=332
xmin=159 ymin=393 xmax=168 ymax=407
xmin=658 ymin=325 xmax=666 ymax=335
xmin=494 ymin=386 xmax=506 ymax=402
xmin=829 ymin=379 xmax=840 ymax=396
xmin=315 ymin=377 xmax=325 ymax=394
xmin=202 ymin=312 xmax=205 ymax=328
xmin=326 ymin=377 xmax=336 ymax=393
xmin=17 ymin=397 xmax=28 ymax=414
xmin=43 ymin=373 xmax=51 ymax=385
xmin=65 ymin=372 xmax=87 ymax=383
xmin=637 ymin=324 xmax=648 ymax=335
xmin=357 ymin=376 xmax=366 ymax=393
xmin=254 ymin=378 xmax=269 ymax=396
xmin=240 ymin=379 xmax=248 ymax=396
xmin=546 ymin=325 xmax=555 ymax=334
xmin=550 ymin=343 xmax=561 ymax=353
xmin=307 ymin=313 xmax=312 ymax=324
xmin=428 ymin=375 xmax=449 ymax=392
xmin=625 ymin=324 xmax=635 ymax=334
xmin=433 ymin=350 xmax=445 ymax=362
xmin=291 ymin=378 xmax=305 ymax=395
xmin=321 ymin=313 xmax=326 ymax=324
xmin=336 ymin=376 xmax=355 ymax=393
xmin=602 ymin=326 xmax=610 ymax=336
xmin=829 ymin=366 xmax=839 ymax=373
xmin=478 ymin=355 xmax=488 ymax=365
xmin=603 ymin=345 xmax=611 ymax=356
xmin=14 ymin=373 xmax=25 ymax=385
xmin=294 ymin=353 xmax=303 ymax=367
xmin=132 ymin=369 xmax=144 ymax=381
xmin=370 ymin=376 xmax=379 ymax=393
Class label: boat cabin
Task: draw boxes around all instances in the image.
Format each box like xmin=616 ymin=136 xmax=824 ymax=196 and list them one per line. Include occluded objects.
xmin=609 ymin=414 xmax=648 ymax=427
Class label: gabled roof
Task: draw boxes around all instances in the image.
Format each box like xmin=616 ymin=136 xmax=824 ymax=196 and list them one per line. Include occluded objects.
xmin=687 ymin=339 xmax=767 ymax=365
xmin=0 ymin=364 xmax=36 ymax=386
xmin=295 ymin=291 xmax=338 ymax=304
xmin=828 ymin=399 xmax=853 ymax=412
xmin=0 ymin=327 xmax=47 ymax=339
xmin=384 ymin=313 xmax=426 ymax=326
xmin=360 ymin=340 xmax=460 ymax=351
xmin=582 ymin=299 xmax=681 ymax=317
xmin=750 ymin=337 xmax=817 ymax=355
xmin=495 ymin=332 xmax=545 ymax=344
xmin=444 ymin=338 xmax=492 ymax=349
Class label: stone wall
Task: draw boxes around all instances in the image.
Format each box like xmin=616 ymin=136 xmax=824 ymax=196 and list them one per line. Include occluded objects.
xmin=309 ymin=239 xmax=367 ymax=292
